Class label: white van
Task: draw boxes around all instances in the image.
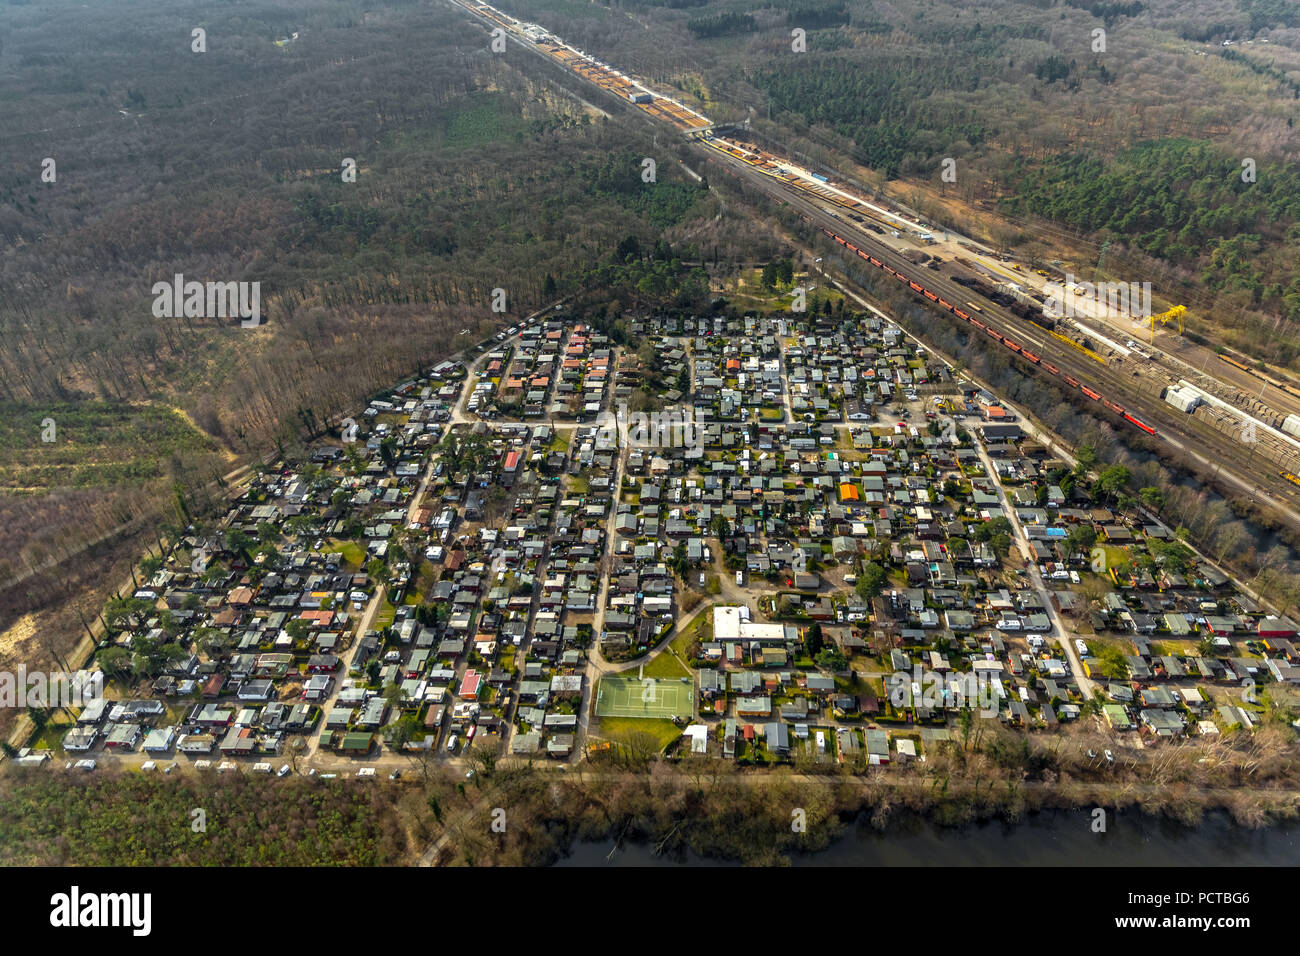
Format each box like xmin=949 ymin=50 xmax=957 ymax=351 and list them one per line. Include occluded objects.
xmin=1075 ymin=639 xmax=1090 ymax=657
xmin=446 ymin=733 xmax=459 ymax=752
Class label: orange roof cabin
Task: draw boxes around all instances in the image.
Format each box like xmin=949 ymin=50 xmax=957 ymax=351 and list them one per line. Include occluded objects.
xmin=839 ymin=483 xmax=861 ymax=502
xmin=299 ymin=609 xmax=335 ymax=628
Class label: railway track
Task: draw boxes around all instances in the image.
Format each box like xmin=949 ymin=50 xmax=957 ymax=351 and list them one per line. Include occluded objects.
xmin=443 ymin=0 xmax=1300 ymax=531
xmin=745 ymin=178 xmax=1300 ymax=525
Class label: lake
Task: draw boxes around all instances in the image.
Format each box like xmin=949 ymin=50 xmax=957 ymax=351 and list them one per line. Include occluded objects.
xmin=553 ymin=809 xmax=1300 ymax=866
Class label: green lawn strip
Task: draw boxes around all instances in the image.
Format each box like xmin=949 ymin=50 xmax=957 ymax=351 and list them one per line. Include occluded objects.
xmin=590 ymin=716 xmax=682 ymax=753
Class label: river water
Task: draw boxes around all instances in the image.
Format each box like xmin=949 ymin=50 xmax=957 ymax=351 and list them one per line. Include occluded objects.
xmin=553 ymin=809 xmax=1300 ymax=866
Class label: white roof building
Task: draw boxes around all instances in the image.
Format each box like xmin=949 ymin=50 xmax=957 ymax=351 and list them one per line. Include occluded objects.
xmin=713 ymin=606 xmax=785 ymax=644
xmin=683 ymin=724 xmax=709 ymax=754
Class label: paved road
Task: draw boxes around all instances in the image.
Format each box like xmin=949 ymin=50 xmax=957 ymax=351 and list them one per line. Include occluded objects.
xmin=974 ymin=417 xmax=1096 ymax=700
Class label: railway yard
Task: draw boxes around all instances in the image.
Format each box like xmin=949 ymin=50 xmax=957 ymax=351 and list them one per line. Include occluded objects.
xmin=446 ymin=0 xmax=1300 ymax=532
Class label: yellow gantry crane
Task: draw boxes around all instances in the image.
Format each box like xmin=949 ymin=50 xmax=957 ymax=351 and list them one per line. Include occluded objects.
xmin=1148 ymin=305 xmax=1186 ymax=344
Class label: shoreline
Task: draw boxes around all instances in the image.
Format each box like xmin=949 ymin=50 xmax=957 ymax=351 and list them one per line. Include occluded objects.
xmin=553 ymin=803 xmax=1300 ymax=867
xmin=435 ymin=764 xmax=1300 ymax=866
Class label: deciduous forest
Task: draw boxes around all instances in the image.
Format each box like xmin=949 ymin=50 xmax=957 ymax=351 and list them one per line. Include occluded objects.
xmin=0 ymin=0 xmax=761 ymax=648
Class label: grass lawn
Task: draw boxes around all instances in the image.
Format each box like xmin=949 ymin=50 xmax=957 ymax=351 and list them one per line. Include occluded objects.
xmin=834 ymin=671 xmax=870 ymax=694
xmin=640 ymin=649 xmax=690 ymax=680
xmin=32 ymin=716 xmax=77 ymax=751
xmin=593 ymin=717 xmax=682 ymax=753
xmin=326 ymin=540 xmax=366 ymax=570
xmin=1102 ymin=545 xmax=1131 ymax=571
xmin=375 ymin=597 xmax=396 ymax=629
xmin=668 ymin=606 xmax=712 ymax=659
xmin=414 ymin=560 xmax=438 ymax=589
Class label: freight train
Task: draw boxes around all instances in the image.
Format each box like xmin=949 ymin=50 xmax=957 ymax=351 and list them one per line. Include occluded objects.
xmin=1220 ymin=354 xmax=1300 ymax=403
xmin=817 ymin=224 xmax=1158 ymax=438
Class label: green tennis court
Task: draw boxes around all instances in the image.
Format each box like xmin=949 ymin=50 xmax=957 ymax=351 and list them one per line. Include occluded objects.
xmin=595 ymin=676 xmax=692 ymax=719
